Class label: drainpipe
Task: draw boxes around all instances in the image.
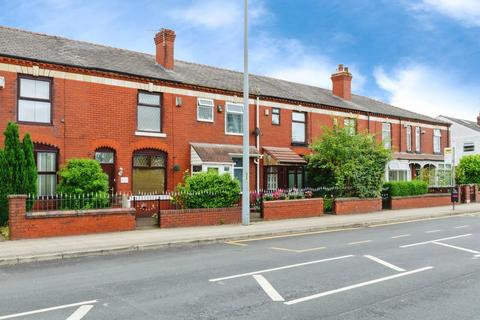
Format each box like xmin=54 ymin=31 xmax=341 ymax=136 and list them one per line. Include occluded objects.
xmin=255 ymin=96 xmax=260 ymax=192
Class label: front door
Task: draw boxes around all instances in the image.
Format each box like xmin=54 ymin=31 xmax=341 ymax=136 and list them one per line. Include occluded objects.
xmin=95 ymin=148 xmax=116 ymax=193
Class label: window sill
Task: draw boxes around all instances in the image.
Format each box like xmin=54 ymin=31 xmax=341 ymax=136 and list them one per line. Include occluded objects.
xmin=197 ymin=118 xmax=214 ymax=123
xmin=17 ymin=121 xmax=53 ymax=127
xmin=135 ymin=131 xmax=167 ymax=138
xmin=225 ymin=132 xmax=243 ymax=136
xmin=291 ymin=142 xmax=308 ymax=147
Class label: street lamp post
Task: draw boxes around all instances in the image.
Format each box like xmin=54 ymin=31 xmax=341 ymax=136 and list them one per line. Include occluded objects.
xmin=242 ymin=0 xmax=250 ymax=225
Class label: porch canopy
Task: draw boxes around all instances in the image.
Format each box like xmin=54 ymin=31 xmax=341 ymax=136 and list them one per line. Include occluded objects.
xmin=190 ymin=143 xmax=260 ymax=164
xmin=262 ymin=146 xmax=307 ymax=165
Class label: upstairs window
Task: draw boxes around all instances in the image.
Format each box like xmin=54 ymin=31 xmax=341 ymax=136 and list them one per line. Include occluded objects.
xmin=464 ymin=142 xmax=475 ymax=153
xmin=406 ymin=125 xmax=412 ymax=152
xmin=18 ymin=77 xmax=52 ymax=124
xmin=382 ymin=123 xmax=391 ymax=149
xmin=292 ymin=112 xmax=306 ymax=144
xmin=344 ymin=118 xmax=356 ymax=135
xmin=197 ymin=98 xmax=214 ymax=122
xmin=415 ymin=127 xmax=421 ymax=152
xmin=137 ymin=92 xmax=161 ymax=132
xmin=272 ymin=108 xmax=280 ymax=125
xmin=433 ymin=129 xmax=441 ymax=154
xmin=225 ymin=103 xmax=243 ymax=134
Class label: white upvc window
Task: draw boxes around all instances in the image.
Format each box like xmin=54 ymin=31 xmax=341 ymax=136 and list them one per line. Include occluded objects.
xmin=18 ymin=77 xmax=52 ymax=124
xmin=197 ymin=98 xmax=214 ymax=122
xmin=344 ymin=118 xmax=356 ymax=135
xmin=382 ymin=123 xmax=391 ymax=149
xmin=406 ymin=125 xmax=412 ymax=152
xmin=415 ymin=127 xmax=421 ymax=152
xmin=137 ymin=92 xmax=161 ymax=132
xmin=225 ymin=103 xmax=243 ymax=135
xmin=433 ymin=129 xmax=441 ymax=154
xmin=292 ymin=112 xmax=306 ymax=144
xmin=463 ymin=142 xmax=475 ymax=153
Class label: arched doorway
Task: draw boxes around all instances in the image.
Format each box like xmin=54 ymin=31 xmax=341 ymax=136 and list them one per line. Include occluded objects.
xmin=95 ymin=148 xmax=116 ymax=193
xmin=132 ymin=149 xmax=167 ymax=194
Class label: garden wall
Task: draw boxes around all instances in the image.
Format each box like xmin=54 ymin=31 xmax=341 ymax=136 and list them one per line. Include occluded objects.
xmin=262 ymin=198 xmax=324 ymax=220
xmin=159 ymin=207 xmax=241 ymax=228
xmin=8 ymin=195 xmax=136 ymax=240
xmin=390 ymin=193 xmax=451 ymax=210
xmin=334 ymin=198 xmax=381 ymax=215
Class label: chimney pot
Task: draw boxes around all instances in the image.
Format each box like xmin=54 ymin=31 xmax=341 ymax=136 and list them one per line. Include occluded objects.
xmin=154 ymin=28 xmax=176 ymax=70
xmin=331 ymin=63 xmax=353 ymax=100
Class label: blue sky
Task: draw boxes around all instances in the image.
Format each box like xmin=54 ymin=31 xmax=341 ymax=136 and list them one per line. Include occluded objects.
xmin=1 ymin=0 xmax=479 ymax=119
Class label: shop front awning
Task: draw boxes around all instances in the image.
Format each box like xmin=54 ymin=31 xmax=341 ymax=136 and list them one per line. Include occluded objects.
xmin=388 ymin=160 xmax=410 ymax=171
xmin=190 ymin=143 xmax=260 ymax=164
xmin=263 ymin=146 xmax=307 ymax=165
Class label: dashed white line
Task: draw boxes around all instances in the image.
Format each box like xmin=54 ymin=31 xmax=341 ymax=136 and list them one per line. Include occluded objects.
xmin=400 ymin=234 xmax=472 ymax=248
xmin=270 ymin=246 xmax=326 ymax=253
xmin=425 ymin=229 xmax=443 ymax=234
xmin=253 ymin=274 xmax=285 ymax=302
xmin=432 ymin=241 xmax=480 ymax=255
xmin=0 ymin=300 xmax=98 ymax=320
xmin=391 ymin=234 xmax=411 ymax=239
xmin=284 ymin=266 xmax=433 ymax=305
xmin=209 ymin=255 xmax=354 ymax=282
xmin=455 ymin=225 xmax=469 ymax=229
xmin=348 ymin=240 xmax=372 ymax=245
xmin=66 ymin=305 xmax=94 ymax=320
xmin=364 ymin=255 xmax=406 ymax=272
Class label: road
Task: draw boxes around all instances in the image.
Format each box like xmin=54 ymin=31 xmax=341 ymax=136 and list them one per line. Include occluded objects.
xmin=1 ymin=213 xmax=480 ymax=319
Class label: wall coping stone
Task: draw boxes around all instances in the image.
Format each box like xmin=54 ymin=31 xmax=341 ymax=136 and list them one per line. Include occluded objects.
xmin=7 ymin=195 xmax=27 ymax=199
xmin=392 ymin=193 xmax=450 ymax=200
xmin=335 ymin=197 xmax=381 ymax=202
xmin=263 ymin=198 xmax=322 ymax=204
xmin=26 ymin=207 xmax=135 ymax=219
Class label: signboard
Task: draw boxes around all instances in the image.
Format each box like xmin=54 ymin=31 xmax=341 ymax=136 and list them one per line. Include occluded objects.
xmin=120 ymin=176 xmax=129 ymax=184
xmin=444 ymin=147 xmax=453 ymax=165
xmin=451 ymin=188 xmax=459 ymax=203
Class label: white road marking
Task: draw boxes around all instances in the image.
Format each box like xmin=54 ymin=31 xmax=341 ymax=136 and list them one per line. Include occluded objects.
xmin=284 ymin=266 xmax=433 ymax=305
xmin=253 ymin=275 xmax=285 ymax=302
xmin=455 ymin=225 xmax=469 ymax=229
xmin=270 ymin=246 xmax=326 ymax=253
xmin=66 ymin=305 xmax=94 ymax=320
xmin=425 ymin=229 xmax=442 ymax=233
xmin=432 ymin=241 xmax=480 ymax=255
xmin=224 ymin=241 xmax=247 ymax=247
xmin=209 ymin=255 xmax=354 ymax=282
xmin=400 ymin=234 xmax=472 ymax=248
xmin=348 ymin=240 xmax=372 ymax=245
xmin=391 ymin=234 xmax=411 ymax=239
xmin=364 ymin=255 xmax=406 ymax=272
xmin=0 ymin=300 xmax=98 ymax=320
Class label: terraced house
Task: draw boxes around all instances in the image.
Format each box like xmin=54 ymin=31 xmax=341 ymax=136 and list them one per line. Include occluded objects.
xmin=0 ymin=26 xmax=450 ymax=195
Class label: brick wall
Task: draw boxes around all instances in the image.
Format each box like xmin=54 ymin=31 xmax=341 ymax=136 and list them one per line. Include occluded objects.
xmin=391 ymin=194 xmax=451 ymax=210
xmin=262 ymin=198 xmax=324 ymax=220
xmin=334 ymin=198 xmax=382 ymax=215
xmin=159 ymin=207 xmax=241 ymax=228
xmin=8 ymin=195 xmax=136 ymax=240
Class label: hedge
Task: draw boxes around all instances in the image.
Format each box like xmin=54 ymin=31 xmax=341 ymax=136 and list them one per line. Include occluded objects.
xmin=384 ymin=180 xmax=428 ymax=197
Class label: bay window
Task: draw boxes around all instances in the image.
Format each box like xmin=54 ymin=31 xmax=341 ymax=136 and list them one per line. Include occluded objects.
xmin=292 ymin=112 xmax=306 ymax=144
xmin=18 ymin=77 xmax=52 ymax=124
xmin=137 ymin=92 xmax=161 ymax=132
xmin=225 ymin=103 xmax=243 ymax=134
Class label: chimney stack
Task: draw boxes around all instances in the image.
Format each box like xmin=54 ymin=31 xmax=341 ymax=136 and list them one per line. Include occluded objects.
xmin=331 ymin=64 xmax=352 ymax=100
xmin=154 ymin=28 xmax=176 ymax=70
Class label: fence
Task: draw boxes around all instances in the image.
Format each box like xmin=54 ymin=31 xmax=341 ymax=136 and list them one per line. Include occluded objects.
xmin=27 ymin=193 xmax=124 ymax=212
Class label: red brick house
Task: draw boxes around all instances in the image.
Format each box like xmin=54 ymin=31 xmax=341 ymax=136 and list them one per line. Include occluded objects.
xmin=0 ymin=26 xmax=450 ymax=195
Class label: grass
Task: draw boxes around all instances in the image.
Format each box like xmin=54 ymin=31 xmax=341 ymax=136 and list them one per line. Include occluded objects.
xmin=0 ymin=226 xmax=9 ymax=240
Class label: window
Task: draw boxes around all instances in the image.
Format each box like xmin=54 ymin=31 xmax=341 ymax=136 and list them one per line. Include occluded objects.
xmin=463 ymin=142 xmax=475 ymax=152
xmin=433 ymin=129 xmax=441 ymax=154
xmin=137 ymin=92 xmax=161 ymax=132
xmin=265 ymin=166 xmax=278 ymax=190
xmin=35 ymin=145 xmax=57 ymax=196
xmin=132 ymin=150 xmax=166 ymax=193
xmin=388 ymin=170 xmax=408 ymax=181
xmin=344 ymin=118 xmax=356 ymax=135
xmin=382 ymin=123 xmax=391 ymax=149
xmin=415 ymin=127 xmax=421 ymax=153
xmin=272 ymin=108 xmax=280 ymax=125
xmin=225 ymin=103 xmax=243 ymax=134
xmin=18 ymin=77 xmax=52 ymax=124
xmin=406 ymin=125 xmax=412 ymax=152
xmin=95 ymin=151 xmax=114 ymax=164
xmin=197 ymin=98 xmax=214 ymax=122
xmin=233 ymin=157 xmax=243 ymax=189
xmin=192 ymin=165 xmax=202 ymax=174
xmin=292 ymin=112 xmax=306 ymax=144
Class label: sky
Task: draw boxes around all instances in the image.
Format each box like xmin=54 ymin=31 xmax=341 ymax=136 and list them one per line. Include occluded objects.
xmin=0 ymin=0 xmax=479 ymax=120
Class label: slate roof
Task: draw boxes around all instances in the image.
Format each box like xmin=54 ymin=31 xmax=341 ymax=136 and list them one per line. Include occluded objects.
xmin=440 ymin=116 xmax=480 ymax=133
xmin=190 ymin=143 xmax=259 ymax=163
xmin=0 ymin=26 xmax=448 ymax=125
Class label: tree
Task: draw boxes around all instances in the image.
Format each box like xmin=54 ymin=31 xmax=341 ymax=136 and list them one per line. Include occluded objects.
xmin=456 ymin=154 xmax=480 ymax=184
xmin=307 ymin=126 xmax=391 ymax=198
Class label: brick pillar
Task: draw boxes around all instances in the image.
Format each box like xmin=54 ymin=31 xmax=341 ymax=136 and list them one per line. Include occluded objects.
xmin=462 ymin=185 xmax=471 ymax=203
xmin=8 ymin=195 xmax=27 ymax=240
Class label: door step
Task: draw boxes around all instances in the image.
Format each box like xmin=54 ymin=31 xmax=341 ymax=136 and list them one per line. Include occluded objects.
xmin=136 ymin=217 xmax=158 ymax=229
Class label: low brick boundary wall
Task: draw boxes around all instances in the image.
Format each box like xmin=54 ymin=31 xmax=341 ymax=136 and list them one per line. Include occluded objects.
xmin=263 ymin=198 xmax=324 ymax=220
xmin=159 ymin=207 xmax=241 ymax=228
xmin=8 ymin=195 xmax=136 ymax=240
xmin=334 ymin=198 xmax=382 ymax=215
xmin=391 ymin=193 xmax=451 ymax=210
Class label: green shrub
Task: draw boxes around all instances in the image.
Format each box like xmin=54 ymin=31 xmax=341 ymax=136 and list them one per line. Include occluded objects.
xmin=323 ymin=197 xmax=334 ymax=212
xmin=57 ymin=158 xmax=109 ymax=209
xmin=385 ymin=180 xmax=428 ymax=197
xmin=456 ymin=155 xmax=480 ymax=184
xmin=174 ymin=172 xmax=240 ymax=208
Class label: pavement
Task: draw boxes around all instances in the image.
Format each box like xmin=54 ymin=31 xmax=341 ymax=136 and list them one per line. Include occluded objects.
xmin=1 ymin=209 xmax=480 ymax=319
xmin=0 ymin=203 xmax=479 ymax=265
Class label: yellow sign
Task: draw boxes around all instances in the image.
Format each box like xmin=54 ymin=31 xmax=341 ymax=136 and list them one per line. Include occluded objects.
xmin=444 ymin=147 xmax=452 ymax=155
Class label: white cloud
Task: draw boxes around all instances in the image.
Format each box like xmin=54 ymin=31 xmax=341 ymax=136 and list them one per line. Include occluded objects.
xmin=408 ymin=0 xmax=480 ymax=27
xmin=374 ymin=63 xmax=479 ymax=119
